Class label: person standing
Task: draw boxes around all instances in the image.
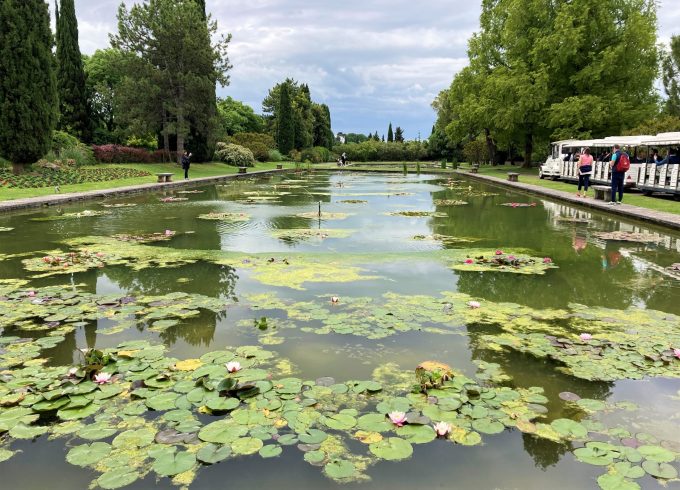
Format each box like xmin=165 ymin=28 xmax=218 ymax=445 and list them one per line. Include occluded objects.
xmin=609 ymin=144 xmax=629 ymax=205
xmin=181 ymin=151 xmax=192 ymax=180
xmin=576 ymin=148 xmax=593 ymax=198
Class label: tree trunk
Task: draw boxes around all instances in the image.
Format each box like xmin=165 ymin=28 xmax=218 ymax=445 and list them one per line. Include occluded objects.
xmin=484 ymin=128 xmax=496 ymax=166
xmin=11 ymin=163 xmax=24 ymax=175
xmin=523 ymin=134 xmax=533 ymax=169
xmin=176 ymin=110 xmax=185 ymax=165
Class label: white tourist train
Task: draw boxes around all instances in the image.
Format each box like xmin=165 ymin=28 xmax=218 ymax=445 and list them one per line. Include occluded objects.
xmin=540 ymin=133 xmax=680 ymax=197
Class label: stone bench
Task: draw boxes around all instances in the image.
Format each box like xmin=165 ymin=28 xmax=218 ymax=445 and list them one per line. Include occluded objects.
xmin=507 ymin=172 xmax=519 ymax=182
xmin=238 ymin=167 xmax=248 ymax=174
xmin=155 ymin=173 xmax=174 ymax=183
xmin=593 ymin=185 xmax=612 ymax=202
xmin=276 ymin=164 xmax=283 ymax=170
xmin=470 ymin=164 xmax=479 ymax=174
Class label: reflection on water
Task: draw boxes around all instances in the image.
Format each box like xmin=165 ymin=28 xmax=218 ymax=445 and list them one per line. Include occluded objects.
xmin=0 ymin=171 xmax=679 ymax=489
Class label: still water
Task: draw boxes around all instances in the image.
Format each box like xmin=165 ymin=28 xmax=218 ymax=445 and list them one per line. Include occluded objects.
xmin=0 ymin=171 xmax=679 ymax=489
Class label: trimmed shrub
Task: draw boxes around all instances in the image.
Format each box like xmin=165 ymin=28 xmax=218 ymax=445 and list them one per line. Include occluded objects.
xmin=268 ymin=149 xmax=283 ymax=162
xmin=230 ymin=133 xmax=276 ymax=162
xmin=91 ymin=144 xmax=177 ymax=164
xmin=215 ymin=143 xmax=255 ymax=167
xmin=333 ymin=141 xmax=430 ymax=162
xmin=300 ymin=146 xmax=332 ymax=164
xmin=51 ymin=130 xmax=95 ymax=166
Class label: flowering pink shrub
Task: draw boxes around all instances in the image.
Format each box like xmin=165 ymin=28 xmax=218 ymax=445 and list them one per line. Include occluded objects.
xmin=92 ymin=145 xmax=178 ymax=164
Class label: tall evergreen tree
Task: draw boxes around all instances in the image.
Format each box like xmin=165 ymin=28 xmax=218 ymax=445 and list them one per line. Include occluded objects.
xmin=312 ymin=103 xmax=333 ymax=149
xmin=0 ymin=0 xmax=57 ymax=174
xmin=387 ymin=123 xmax=394 ymax=142
xmin=277 ymin=83 xmax=295 ymax=155
xmin=395 ymin=127 xmax=404 ymax=143
xmin=56 ymin=0 xmax=91 ymax=141
xmin=662 ymin=36 xmax=680 ymax=117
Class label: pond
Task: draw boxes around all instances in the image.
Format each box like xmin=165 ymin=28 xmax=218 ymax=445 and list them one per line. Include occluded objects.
xmin=1 ymin=171 xmax=680 ymax=490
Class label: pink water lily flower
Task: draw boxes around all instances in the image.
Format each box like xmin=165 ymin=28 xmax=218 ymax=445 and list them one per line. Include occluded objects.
xmin=165 ymin=230 xmax=173 ymax=236
xmin=433 ymin=421 xmax=452 ymax=436
xmin=507 ymin=255 xmax=516 ymax=261
xmin=674 ymin=349 xmax=680 ymax=359
xmin=27 ymin=291 xmax=36 ymax=297
xmin=464 ymin=259 xmax=474 ymax=265
xmin=495 ymin=250 xmax=504 ymax=256
xmin=580 ymin=333 xmax=592 ymax=341
xmin=389 ymin=411 xmax=407 ymax=427
xmin=543 ymin=257 xmax=553 ymax=264
xmin=94 ymin=372 xmax=113 ymax=385
xmin=467 ymin=301 xmax=481 ymax=309
xmin=331 ymin=296 xmax=340 ymax=304
xmin=226 ymin=361 xmax=242 ymax=373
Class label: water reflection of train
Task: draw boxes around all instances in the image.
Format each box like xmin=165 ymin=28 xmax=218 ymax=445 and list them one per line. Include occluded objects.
xmin=539 ymin=133 xmax=680 ymax=198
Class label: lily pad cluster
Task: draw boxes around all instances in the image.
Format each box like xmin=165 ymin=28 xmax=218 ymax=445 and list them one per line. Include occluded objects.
xmin=595 ymin=231 xmax=663 ymax=244
xmin=454 ymin=252 xmax=557 ymax=275
xmin=295 ymin=212 xmax=352 ymax=220
xmin=385 ymin=211 xmax=447 ymax=218
xmin=0 ymin=341 xmax=553 ymax=487
xmin=30 ymin=210 xmax=112 ymax=221
xmin=270 ymin=229 xmax=355 ymax=242
xmin=433 ymin=200 xmax=468 ymax=206
xmin=197 ymin=212 xmax=250 ymax=222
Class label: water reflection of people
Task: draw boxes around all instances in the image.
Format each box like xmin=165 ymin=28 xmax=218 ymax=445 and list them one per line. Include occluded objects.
xmin=572 ymin=231 xmax=587 ymax=254
xmin=601 ymin=243 xmax=623 ymax=270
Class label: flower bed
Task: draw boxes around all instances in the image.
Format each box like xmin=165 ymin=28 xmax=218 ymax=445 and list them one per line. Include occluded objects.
xmin=0 ymin=167 xmax=151 ymax=189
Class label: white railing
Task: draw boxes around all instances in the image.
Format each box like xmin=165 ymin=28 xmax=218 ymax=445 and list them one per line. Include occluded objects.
xmin=559 ymin=160 xmax=641 ymax=186
xmin=637 ymin=163 xmax=680 ymax=194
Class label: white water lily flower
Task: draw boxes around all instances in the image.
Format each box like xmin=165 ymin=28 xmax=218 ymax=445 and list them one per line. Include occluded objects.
xmin=433 ymin=421 xmax=452 ymax=436
xmin=226 ymin=361 xmax=242 ymax=373
xmin=94 ymin=372 xmax=112 ymax=384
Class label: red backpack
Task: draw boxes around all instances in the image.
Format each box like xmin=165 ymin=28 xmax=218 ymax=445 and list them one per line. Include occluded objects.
xmin=617 ymin=152 xmax=630 ymax=172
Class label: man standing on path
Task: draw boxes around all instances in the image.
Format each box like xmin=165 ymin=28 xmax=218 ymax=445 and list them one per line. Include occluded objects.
xmin=609 ymin=144 xmax=629 ymax=205
xmin=181 ymin=151 xmax=192 ymax=180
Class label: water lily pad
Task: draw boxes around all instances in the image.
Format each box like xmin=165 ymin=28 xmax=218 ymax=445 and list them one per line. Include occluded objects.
xmin=97 ymin=467 xmax=140 ymax=489
xmin=322 ymin=413 xmax=357 ymax=430
xmin=324 ymin=459 xmax=357 ymax=480
xmin=231 ymin=437 xmax=264 ymax=456
xmin=0 ymin=448 xmax=15 ymax=462
xmin=152 ymin=450 xmax=196 ymax=476
xmin=299 ymin=429 xmax=328 ymax=445
xmin=357 ymin=413 xmax=392 ymax=433
xmin=551 ymin=419 xmax=587 ymax=439
xmin=597 ymin=473 xmax=641 ymax=490
xmin=637 ymin=445 xmax=675 ymax=463
xmin=304 ymin=450 xmax=325 ymax=464
xmin=205 ymin=397 xmax=240 ymax=412
xmin=574 ymin=446 xmax=616 ymax=466
xmin=576 ymin=399 xmax=606 ymax=411
xmin=472 ymin=418 xmax=505 ymax=435
xmin=198 ymin=420 xmax=248 ymax=444
xmin=641 ymin=460 xmax=678 ymax=479
xmin=66 ymin=442 xmax=111 ymax=467
xmin=259 ymin=444 xmax=283 ymax=458
xmin=57 ymin=402 xmax=100 ymax=421
xmin=9 ymin=423 xmax=48 ymax=439
xmin=112 ymin=428 xmax=155 ymax=449
xmin=559 ymin=392 xmax=581 ymax=402
xmin=396 ymin=424 xmax=436 ymax=444
xmin=369 ymin=437 xmax=413 ymax=461
xmin=613 ymin=462 xmax=646 ymax=479
xmin=196 ymin=444 xmax=232 ymax=464
xmin=449 ymin=427 xmax=482 ymax=446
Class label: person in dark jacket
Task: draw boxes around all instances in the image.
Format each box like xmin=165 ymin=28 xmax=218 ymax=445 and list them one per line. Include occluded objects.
xmin=609 ymin=144 xmax=627 ymax=205
xmin=181 ymin=151 xmax=192 ymax=180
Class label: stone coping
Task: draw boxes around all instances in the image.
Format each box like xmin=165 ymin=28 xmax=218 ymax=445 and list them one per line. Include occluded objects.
xmin=0 ymin=168 xmax=289 ymax=213
xmin=455 ymin=171 xmax=680 ymax=231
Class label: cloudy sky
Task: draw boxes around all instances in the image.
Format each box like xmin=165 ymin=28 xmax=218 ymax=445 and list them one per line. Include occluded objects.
xmin=64 ymin=0 xmax=679 ymax=140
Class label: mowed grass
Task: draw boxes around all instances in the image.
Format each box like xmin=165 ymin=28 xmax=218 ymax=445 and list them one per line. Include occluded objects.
xmin=0 ymin=162 xmax=292 ymax=201
xmin=457 ymin=163 xmax=680 ymax=215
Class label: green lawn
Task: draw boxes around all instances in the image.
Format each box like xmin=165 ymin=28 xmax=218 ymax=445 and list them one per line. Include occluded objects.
xmin=457 ymin=163 xmax=680 ymax=215
xmin=0 ymin=162 xmax=292 ymax=201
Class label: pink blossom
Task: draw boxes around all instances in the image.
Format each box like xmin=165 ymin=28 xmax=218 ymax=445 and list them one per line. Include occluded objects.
xmin=27 ymin=291 xmax=36 ymax=297
xmin=674 ymin=349 xmax=680 ymax=359
xmin=94 ymin=372 xmax=113 ymax=385
xmin=388 ymin=411 xmax=407 ymax=427
xmin=96 ymin=252 xmax=104 ymax=257
xmin=42 ymin=256 xmax=52 ymax=263
xmin=464 ymin=259 xmax=474 ymax=265
xmin=543 ymin=257 xmax=553 ymax=264
xmin=495 ymin=250 xmax=504 ymax=256
xmin=580 ymin=333 xmax=592 ymax=341
xmin=433 ymin=421 xmax=452 ymax=436
xmin=226 ymin=361 xmax=242 ymax=373
xmin=165 ymin=230 xmax=173 ymax=236
xmin=467 ymin=301 xmax=481 ymax=309
xmin=507 ymin=255 xmax=516 ymax=261
xmin=331 ymin=296 xmax=340 ymax=304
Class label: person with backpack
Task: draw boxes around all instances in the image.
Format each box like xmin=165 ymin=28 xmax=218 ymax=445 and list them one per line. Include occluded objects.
xmin=609 ymin=144 xmax=629 ymax=205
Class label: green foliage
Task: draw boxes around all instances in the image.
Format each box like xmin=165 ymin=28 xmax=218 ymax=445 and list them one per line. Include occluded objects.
xmin=333 ymin=141 xmax=428 ymax=162
xmin=83 ymin=49 xmax=126 ymax=144
xmin=312 ymin=104 xmax=334 ymax=149
xmin=230 ymin=133 xmax=276 ymax=162
xmin=662 ymin=36 xmax=680 ymax=116
xmin=275 ymin=82 xmax=295 ymax=155
xmin=215 ymin=142 xmax=255 ymax=167
xmin=51 ymin=131 xmax=95 ymax=166
xmin=300 ymin=147 xmax=332 ymax=164
xmin=387 ymin=123 xmax=394 ymax=143
xmin=463 ymin=138 xmax=490 ymax=165
xmin=394 ymin=127 xmax=404 ymax=143
xmin=56 ymin=0 xmax=92 ymax=142
xmin=624 ymin=115 xmax=680 ymax=136
xmin=217 ymin=97 xmax=264 ymax=137
xmin=111 ymin=0 xmax=231 ymax=162
xmin=343 ymin=133 xmax=369 ymax=144
xmin=267 ymin=149 xmax=284 ymax=162
xmin=434 ymin=0 xmax=659 ymax=167
xmin=0 ymin=0 xmax=57 ymax=173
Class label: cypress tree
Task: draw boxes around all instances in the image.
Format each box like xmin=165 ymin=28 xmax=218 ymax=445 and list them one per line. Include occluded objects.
xmin=395 ymin=126 xmax=404 ymax=143
xmin=0 ymin=0 xmax=57 ymax=174
xmin=387 ymin=123 xmax=394 ymax=142
xmin=277 ymin=83 xmax=295 ymax=155
xmin=56 ymin=0 xmax=91 ymax=141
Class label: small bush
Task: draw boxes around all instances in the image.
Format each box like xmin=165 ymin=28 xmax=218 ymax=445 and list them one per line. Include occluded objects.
xmin=51 ymin=131 xmax=95 ymax=166
xmin=51 ymin=131 xmax=80 ymax=152
xmin=215 ymin=143 xmax=255 ymax=167
xmin=268 ymin=149 xmax=283 ymax=162
xmin=230 ymin=133 xmax=276 ymax=162
xmin=289 ymin=149 xmax=302 ymax=162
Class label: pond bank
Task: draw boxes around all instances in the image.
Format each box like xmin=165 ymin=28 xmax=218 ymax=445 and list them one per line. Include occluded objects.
xmin=456 ymin=170 xmax=680 ymax=231
xmin=0 ymin=168 xmax=290 ymax=213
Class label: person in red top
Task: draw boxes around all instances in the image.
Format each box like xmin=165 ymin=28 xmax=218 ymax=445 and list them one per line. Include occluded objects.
xmin=576 ymin=148 xmax=594 ymax=198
